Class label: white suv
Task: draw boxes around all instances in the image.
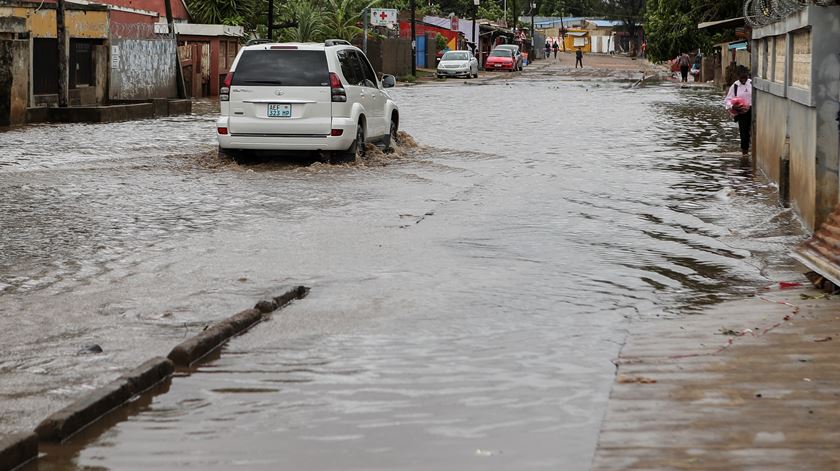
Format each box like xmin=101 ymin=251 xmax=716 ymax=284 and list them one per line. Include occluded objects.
xmin=217 ymin=40 xmax=399 ymax=162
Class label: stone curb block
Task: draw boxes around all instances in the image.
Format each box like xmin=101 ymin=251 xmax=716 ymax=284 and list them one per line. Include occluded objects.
xmin=35 ymin=357 xmax=174 ymax=443
xmin=168 ymin=286 xmax=309 ymax=367
xmin=0 ymin=432 xmax=37 ymax=471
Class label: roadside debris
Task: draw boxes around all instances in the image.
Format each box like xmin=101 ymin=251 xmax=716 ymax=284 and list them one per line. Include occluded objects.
xmin=78 ymin=344 xmax=103 ymax=355
xmin=814 ymin=336 xmax=832 ymax=342
xmin=800 ymin=293 xmax=831 ymax=300
xmin=718 ymin=328 xmax=752 ymax=337
xmin=617 ymin=375 xmax=657 ymax=384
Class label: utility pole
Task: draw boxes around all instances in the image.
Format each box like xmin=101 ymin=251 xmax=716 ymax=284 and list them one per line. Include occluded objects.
xmin=267 ymin=0 xmax=274 ymax=41
xmin=410 ymin=0 xmax=416 ymax=76
xmin=472 ymin=0 xmax=479 ymax=57
xmin=164 ymin=0 xmax=186 ymax=98
xmin=512 ymin=0 xmax=516 ymax=37
xmin=530 ymin=1 xmax=535 ymax=60
xmin=56 ymin=0 xmax=68 ymax=107
xmin=363 ymin=8 xmax=368 ymax=54
xmin=560 ymin=10 xmax=565 ymax=52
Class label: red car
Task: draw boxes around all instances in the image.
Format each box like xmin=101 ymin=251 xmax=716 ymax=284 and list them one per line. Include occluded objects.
xmin=485 ymin=49 xmax=516 ymax=71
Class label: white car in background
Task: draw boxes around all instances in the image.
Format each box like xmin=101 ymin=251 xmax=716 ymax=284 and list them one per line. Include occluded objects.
xmin=436 ymin=50 xmax=479 ymax=79
xmin=217 ymin=40 xmax=399 ymax=162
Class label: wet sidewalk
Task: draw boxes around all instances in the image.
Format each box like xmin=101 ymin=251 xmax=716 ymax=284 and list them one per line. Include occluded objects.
xmin=593 ymin=281 xmax=840 ymax=470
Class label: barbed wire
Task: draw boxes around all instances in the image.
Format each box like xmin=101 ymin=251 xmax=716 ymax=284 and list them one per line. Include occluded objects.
xmin=744 ymin=0 xmax=838 ymax=27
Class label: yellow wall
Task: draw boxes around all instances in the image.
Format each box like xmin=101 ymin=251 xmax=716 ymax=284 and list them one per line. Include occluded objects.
xmin=564 ymin=30 xmax=591 ymax=53
xmin=536 ymin=28 xmax=591 ymax=53
xmin=0 ymin=7 xmax=108 ymax=39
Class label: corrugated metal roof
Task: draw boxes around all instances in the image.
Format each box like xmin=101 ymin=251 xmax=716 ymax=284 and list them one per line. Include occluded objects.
xmin=587 ymin=19 xmax=624 ymax=28
xmin=792 ymin=206 xmax=840 ymax=287
xmin=535 ymin=17 xmax=586 ymax=28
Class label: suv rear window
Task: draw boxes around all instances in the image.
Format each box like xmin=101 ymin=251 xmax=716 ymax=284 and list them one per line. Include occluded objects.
xmin=232 ymin=50 xmax=329 ymax=87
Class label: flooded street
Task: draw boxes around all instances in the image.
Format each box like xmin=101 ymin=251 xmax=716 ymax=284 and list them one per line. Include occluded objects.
xmin=2 ymin=70 xmax=804 ymax=469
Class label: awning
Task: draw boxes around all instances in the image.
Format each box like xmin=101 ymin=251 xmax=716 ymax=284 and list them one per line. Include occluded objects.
xmin=566 ymin=31 xmax=587 ymax=37
xmin=698 ymin=17 xmax=745 ymax=30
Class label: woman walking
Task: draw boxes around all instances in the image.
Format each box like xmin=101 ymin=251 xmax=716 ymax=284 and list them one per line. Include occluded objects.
xmin=678 ymin=52 xmax=691 ymax=83
xmin=553 ymin=40 xmax=560 ymax=59
xmin=724 ymin=66 xmax=753 ymax=157
xmin=545 ymin=40 xmax=551 ymax=60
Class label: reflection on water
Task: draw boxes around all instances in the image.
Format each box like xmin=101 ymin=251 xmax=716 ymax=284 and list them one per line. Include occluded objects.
xmin=7 ymin=81 xmax=804 ymax=470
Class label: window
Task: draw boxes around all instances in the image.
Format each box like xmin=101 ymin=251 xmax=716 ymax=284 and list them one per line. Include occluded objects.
xmin=337 ymin=49 xmax=360 ymax=85
xmin=354 ymin=51 xmax=378 ymax=88
xmin=231 ymin=50 xmax=329 ymax=87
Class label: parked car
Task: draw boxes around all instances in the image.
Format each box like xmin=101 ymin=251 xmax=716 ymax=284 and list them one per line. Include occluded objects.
xmin=436 ymin=50 xmax=479 ymax=79
xmin=494 ymin=44 xmax=523 ymax=71
xmin=217 ymin=40 xmax=399 ymax=162
xmin=485 ymin=49 xmax=516 ymax=71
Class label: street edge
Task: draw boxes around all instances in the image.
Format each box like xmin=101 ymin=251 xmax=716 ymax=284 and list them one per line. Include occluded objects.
xmin=0 ymin=285 xmax=310 ymax=468
xmin=0 ymin=432 xmax=37 ymax=471
xmin=34 ymin=356 xmax=175 ymax=443
xmin=167 ymin=285 xmax=309 ymax=367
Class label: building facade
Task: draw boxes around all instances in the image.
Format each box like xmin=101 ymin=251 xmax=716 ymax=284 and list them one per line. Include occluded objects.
xmin=751 ymin=3 xmax=840 ymax=230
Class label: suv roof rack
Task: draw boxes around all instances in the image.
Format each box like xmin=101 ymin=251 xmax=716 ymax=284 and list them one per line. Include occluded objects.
xmin=325 ymin=39 xmax=351 ymax=47
xmin=246 ymin=38 xmax=273 ymax=46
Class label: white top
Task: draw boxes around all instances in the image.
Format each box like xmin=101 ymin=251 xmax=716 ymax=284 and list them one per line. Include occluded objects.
xmin=725 ymin=78 xmax=752 ymax=110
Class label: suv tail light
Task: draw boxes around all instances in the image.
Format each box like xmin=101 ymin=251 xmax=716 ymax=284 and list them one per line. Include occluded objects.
xmin=329 ymin=72 xmax=346 ymax=103
xmin=220 ymin=72 xmax=233 ymax=101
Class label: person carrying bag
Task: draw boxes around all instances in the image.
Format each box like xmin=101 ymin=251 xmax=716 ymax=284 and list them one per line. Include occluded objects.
xmin=724 ymin=66 xmax=753 ymax=157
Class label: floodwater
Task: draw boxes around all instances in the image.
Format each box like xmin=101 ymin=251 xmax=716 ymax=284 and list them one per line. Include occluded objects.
xmin=2 ymin=72 xmax=804 ymax=470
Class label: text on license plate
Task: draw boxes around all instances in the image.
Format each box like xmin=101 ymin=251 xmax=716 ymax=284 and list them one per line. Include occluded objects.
xmin=494 ymin=64 xmax=501 ymax=67
xmin=267 ymin=104 xmax=292 ymax=118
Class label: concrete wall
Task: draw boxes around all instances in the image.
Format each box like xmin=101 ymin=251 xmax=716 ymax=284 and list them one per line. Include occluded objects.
xmin=0 ymin=6 xmax=109 ymax=39
xmin=752 ymin=4 xmax=840 ymax=231
xmin=789 ymin=102 xmax=817 ymax=228
xmin=109 ymin=38 xmax=177 ymax=100
xmin=755 ymin=92 xmax=787 ymax=183
xmin=0 ymin=38 xmax=29 ymax=126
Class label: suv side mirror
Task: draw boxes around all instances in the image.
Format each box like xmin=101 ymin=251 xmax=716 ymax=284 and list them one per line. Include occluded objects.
xmin=381 ymin=75 xmax=396 ymax=88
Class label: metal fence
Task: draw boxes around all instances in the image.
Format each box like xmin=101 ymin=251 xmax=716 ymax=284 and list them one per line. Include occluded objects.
xmin=744 ymin=0 xmax=839 ymax=27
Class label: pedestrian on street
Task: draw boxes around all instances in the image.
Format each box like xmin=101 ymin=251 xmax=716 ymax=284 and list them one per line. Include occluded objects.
xmin=575 ymin=48 xmax=583 ymax=68
xmin=641 ymin=40 xmax=647 ymax=58
xmin=724 ymin=66 xmax=753 ymax=157
xmin=678 ymin=51 xmax=691 ymax=83
xmin=553 ymin=40 xmax=560 ymax=59
xmin=545 ymin=40 xmax=551 ymax=59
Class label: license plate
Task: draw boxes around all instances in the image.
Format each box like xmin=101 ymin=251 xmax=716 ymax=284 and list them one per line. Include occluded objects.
xmin=494 ymin=64 xmax=501 ymax=68
xmin=267 ymin=104 xmax=291 ymax=118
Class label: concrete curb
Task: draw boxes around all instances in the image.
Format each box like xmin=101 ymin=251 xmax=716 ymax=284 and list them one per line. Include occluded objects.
xmin=0 ymin=432 xmax=37 ymax=471
xmin=35 ymin=357 xmax=174 ymax=443
xmin=167 ymin=285 xmax=309 ymax=367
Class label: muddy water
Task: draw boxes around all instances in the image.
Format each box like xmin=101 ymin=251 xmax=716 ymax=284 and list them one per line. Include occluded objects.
xmin=5 ymin=78 xmax=804 ymax=470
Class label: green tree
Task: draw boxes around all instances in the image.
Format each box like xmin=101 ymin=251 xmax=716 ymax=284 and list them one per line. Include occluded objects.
xmin=644 ymin=0 xmax=742 ymax=62
xmin=322 ymin=0 xmax=380 ymax=41
xmin=187 ymin=0 xmax=257 ymax=26
xmin=282 ymin=0 xmax=325 ymax=42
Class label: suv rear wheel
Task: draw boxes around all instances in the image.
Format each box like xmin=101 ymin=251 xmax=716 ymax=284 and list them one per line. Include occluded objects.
xmin=218 ymin=146 xmax=242 ymax=162
xmin=382 ymin=116 xmax=399 ymax=152
xmin=334 ymin=120 xmax=366 ymax=163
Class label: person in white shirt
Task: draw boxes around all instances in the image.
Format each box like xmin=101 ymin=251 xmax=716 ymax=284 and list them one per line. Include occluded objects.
xmin=724 ymin=66 xmax=753 ymax=157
